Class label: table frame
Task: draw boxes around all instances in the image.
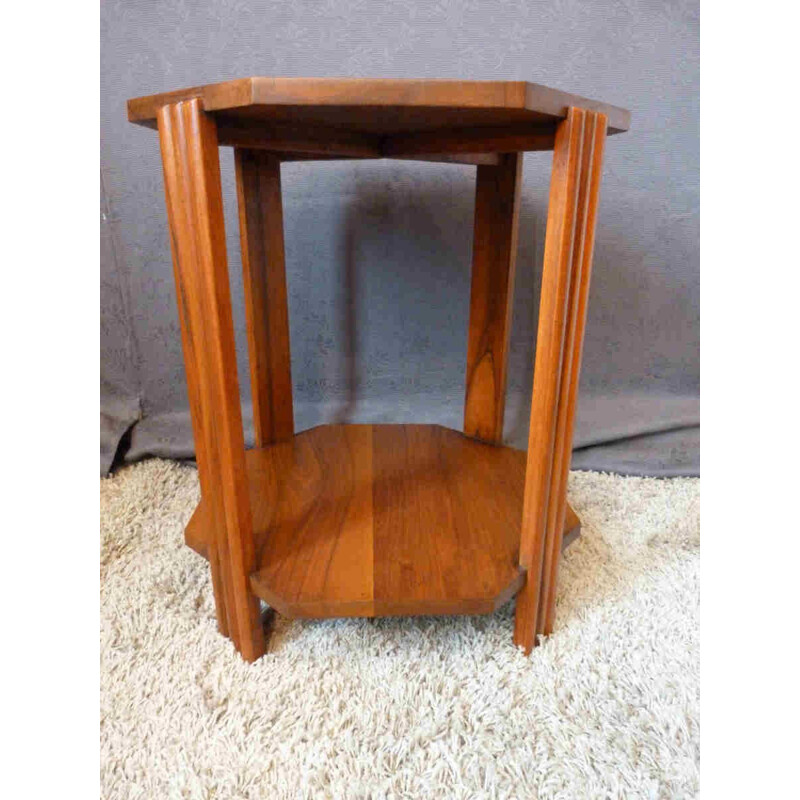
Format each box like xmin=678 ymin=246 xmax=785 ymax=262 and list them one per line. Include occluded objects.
xmin=156 ymin=98 xmax=607 ymax=661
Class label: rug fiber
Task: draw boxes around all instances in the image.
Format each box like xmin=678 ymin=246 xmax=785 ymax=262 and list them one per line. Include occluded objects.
xmin=100 ymin=459 xmax=699 ymax=799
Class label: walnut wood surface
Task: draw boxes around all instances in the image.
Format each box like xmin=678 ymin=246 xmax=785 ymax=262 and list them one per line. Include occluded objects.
xmin=382 ymin=124 xmax=556 ymax=156
xmin=139 ymin=84 xmax=623 ymax=659
xmin=157 ymin=99 xmax=265 ymax=661
xmin=185 ymin=457 xmax=580 ymax=562
xmin=277 ymin=152 xmax=501 ymax=165
xmin=464 ymin=153 xmax=522 ymax=443
xmin=128 ymin=78 xmax=631 ymax=145
xmin=183 ymin=423 xmax=581 ymax=619
xmin=393 ymin=152 xmax=501 ymax=166
xmin=538 ymin=112 xmax=607 ymax=637
xmin=234 ymin=149 xmax=294 ymax=446
xmin=218 ymin=119 xmax=381 ymax=156
xmin=514 ymin=108 xmax=607 ymax=655
xmin=158 ymin=105 xmax=226 ymax=637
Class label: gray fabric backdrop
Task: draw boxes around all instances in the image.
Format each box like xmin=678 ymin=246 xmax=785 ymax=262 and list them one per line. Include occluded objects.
xmin=100 ymin=0 xmax=699 ymax=477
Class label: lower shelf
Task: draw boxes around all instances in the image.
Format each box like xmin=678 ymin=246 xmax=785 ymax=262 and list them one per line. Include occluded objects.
xmin=185 ymin=424 xmax=580 ymax=619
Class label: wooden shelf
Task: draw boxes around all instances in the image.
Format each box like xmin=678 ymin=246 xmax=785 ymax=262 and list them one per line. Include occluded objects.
xmin=185 ymin=424 xmax=580 ymax=619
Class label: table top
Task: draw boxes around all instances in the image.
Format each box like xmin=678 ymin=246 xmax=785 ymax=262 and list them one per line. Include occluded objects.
xmin=127 ymin=77 xmax=631 ymax=136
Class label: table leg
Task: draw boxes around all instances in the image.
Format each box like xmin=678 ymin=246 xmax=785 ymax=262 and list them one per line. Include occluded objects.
xmin=158 ymin=99 xmax=266 ymax=662
xmin=514 ymin=108 xmax=608 ymax=654
xmin=464 ymin=153 xmax=522 ymax=442
xmin=234 ymin=149 xmax=294 ymax=446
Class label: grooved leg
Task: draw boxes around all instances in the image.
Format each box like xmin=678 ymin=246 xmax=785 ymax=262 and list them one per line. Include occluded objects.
xmin=538 ymin=113 xmax=607 ymax=637
xmin=159 ymin=122 xmax=228 ymax=638
xmin=514 ymin=108 xmax=608 ymax=654
xmin=235 ymin=149 xmax=294 ymax=446
xmin=158 ymin=99 xmax=266 ymax=662
xmin=464 ymin=153 xmax=522 ymax=443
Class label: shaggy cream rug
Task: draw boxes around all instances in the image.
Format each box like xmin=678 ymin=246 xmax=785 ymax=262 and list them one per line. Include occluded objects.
xmin=101 ymin=459 xmax=699 ymax=799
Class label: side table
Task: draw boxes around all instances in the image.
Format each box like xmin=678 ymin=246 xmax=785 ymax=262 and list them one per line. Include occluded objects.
xmin=127 ymin=78 xmax=631 ymax=661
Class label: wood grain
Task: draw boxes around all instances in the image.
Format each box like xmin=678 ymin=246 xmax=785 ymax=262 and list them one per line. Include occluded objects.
xmin=382 ymin=124 xmax=555 ymax=156
xmin=158 ymin=103 xmax=228 ymax=638
xmin=234 ymin=149 xmax=294 ymax=446
xmin=248 ymin=425 xmax=375 ymax=617
xmin=464 ymin=152 xmax=522 ymax=443
xmin=185 ymin=451 xmax=581 ymax=558
xmin=276 ymin=152 xmax=501 ymax=165
xmin=217 ymin=119 xmax=381 ymax=157
xmin=392 ymin=153 xmax=502 ymax=166
xmin=276 ymin=153 xmax=502 ymax=166
xmin=129 ymin=78 xmax=631 ymax=136
xmin=537 ymin=112 xmax=607 ymax=637
xmin=157 ymin=99 xmax=265 ymax=662
xmin=514 ymin=107 xmax=587 ymax=655
xmin=183 ymin=423 xmax=582 ymax=619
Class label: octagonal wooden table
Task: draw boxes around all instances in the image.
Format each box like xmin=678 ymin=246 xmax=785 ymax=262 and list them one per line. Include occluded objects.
xmin=128 ymin=78 xmax=631 ymax=661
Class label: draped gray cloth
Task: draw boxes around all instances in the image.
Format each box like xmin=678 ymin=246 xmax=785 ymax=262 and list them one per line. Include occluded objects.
xmin=100 ymin=0 xmax=699 ymax=477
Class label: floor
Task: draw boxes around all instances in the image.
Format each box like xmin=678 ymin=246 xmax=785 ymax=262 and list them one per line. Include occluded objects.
xmin=100 ymin=458 xmax=699 ymax=799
